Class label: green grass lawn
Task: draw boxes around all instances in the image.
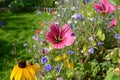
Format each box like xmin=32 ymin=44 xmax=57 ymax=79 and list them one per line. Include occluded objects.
xmin=0 ymin=11 xmax=53 ymax=80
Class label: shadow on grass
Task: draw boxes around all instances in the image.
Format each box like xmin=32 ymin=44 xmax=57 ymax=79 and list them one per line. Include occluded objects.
xmin=0 ymin=39 xmax=14 ymax=71
xmin=0 ymin=12 xmax=37 ymax=30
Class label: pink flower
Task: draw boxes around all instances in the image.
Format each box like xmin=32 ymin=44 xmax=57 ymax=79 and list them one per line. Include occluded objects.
xmin=46 ymin=23 xmax=74 ymax=49
xmin=109 ymin=18 xmax=117 ymax=27
xmin=94 ymin=0 xmax=115 ymax=14
xmin=118 ymin=5 xmax=120 ymax=10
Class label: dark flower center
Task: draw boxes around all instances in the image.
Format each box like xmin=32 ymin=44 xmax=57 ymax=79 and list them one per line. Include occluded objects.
xmin=55 ymin=35 xmax=63 ymax=42
xmin=18 ymin=61 xmax=26 ymax=68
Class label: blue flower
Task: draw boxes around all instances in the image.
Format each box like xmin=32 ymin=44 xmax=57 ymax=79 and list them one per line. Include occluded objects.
xmin=68 ymin=50 xmax=74 ymax=55
xmin=41 ymin=57 xmax=48 ymax=64
xmin=84 ymin=0 xmax=90 ymax=3
xmin=56 ymin=67 xmax=60 ymax=72
xmin=98 ymin=42 xmax=104 ymax=46
xmin=37 ymin=11 xmax=41 ymax=15
xmin=70 ymin=24 xmax=76 ymax=29
xmin=45 ymin=64 xmax=52 ymax=72
xmin=76 ymin=14 xmax=83 ymax=20
xmin=114 ymin=34 xmax=120 ymax=39
xmin=89 ymin=48 xmax=94 ymax=54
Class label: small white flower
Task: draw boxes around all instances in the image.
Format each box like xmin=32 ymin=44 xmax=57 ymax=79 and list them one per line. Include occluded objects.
xmin=67 ymin=20 xmax=72 ymax=24
xmin=74 ymin=20 xmax=78 ymax=24
xmin=71 ymin=7 xmax=76 ymax=11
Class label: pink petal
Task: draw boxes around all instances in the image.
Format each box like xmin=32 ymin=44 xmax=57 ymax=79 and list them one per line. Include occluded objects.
xmin=94 ymin=4 xmax=103 ymax=12
xmin=53 ymin=42 xmax=65 ymax=49
xmin=62 ymin=36 xmax=74 ymax=46
xmin=46 ymin=32 xmax=55 ymax=42
xmin=61 ymin=24 xmax=72 ymax=37
xmin=100 ymin=0 xmax=115 ymax=13
xmin=118 ymin=5 xmax=120 ymax=10
xmin=50 ymin=23 xmax=61 ymax=36
xmin=109 ymin=18 xmax=117 ymax=27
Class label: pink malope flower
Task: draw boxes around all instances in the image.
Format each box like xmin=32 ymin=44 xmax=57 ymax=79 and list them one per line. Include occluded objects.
xmin=109 ymin=18 xmax=117 ymax=27
xmin=94 ymin=0 xmax=115 ymax=14
xmin=46 ymin=23 xmax=75 ymax=49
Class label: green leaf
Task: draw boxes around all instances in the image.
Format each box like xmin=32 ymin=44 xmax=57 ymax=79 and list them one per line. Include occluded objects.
xmin=96 ymin=28 xmax=102 ymax=37
xmin=105 ymin=68 xmax=120 ymax=80
xmin=100 ymin=33 xmax=105 ymax=41
xmin=105 ymin=68 xmax=114 ymax=80
xmin=82 ymin=44 xmax=88 ymax=53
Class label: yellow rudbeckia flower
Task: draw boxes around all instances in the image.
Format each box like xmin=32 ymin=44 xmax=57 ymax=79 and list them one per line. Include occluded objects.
xmin=10 ymin=61 xmax=37 ymax=80
xmin=30 ymin=63 xmax=40 ymax=74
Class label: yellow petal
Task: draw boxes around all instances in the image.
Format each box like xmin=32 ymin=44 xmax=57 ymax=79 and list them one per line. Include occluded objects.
xmin=10 ymin=65 xmax=18 ymax=80
xmin=26 ymin=65 xmax=36 ymax=80
xmin=32 ymin=64 xmax=40 ymax=74
xmin=22 ymin=69 xmax=26 ymax=80
xmin=55 ymin=56 xmax=63 ymax=61
xmin=63 ymin=54 xmax=67 ymax=60
xmin=14 ymin=68 xmax=22 ymax=80
xmin=66 ymin=62 xmax=74 ymax=69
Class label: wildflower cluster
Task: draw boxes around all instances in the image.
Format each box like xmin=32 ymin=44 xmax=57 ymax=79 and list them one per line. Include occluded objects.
xmin=10 ymin=0 xmax=120 ymax=80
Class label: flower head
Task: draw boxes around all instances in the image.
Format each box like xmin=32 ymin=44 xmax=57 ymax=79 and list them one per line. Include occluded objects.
xmin=56 ymin=67 xmax=60 ymax=72
xmin=98 ymin=42 xmax=104 ymax=46
xmin=36 ymin=29 xmax=40 ymax=34
xmin=68 ymin=50 xmax=74 ymax=55
xmin=72 ymin=14 xmax=83 ymax=20
xmin=94 ymin=0 xmax=115 ymax=14
xmin=46 ymin=23 xmax=74 ymax=49
xmin=45 ymin=64 xmax=52 ymax=72
xmin=114 ymin=34 xmax=120 ymax=39
xmin=109 ymin=18 xmax=117 ymax=27
xmin=41 ymin=47 xmax=50 ymax=54
xmin=89 ymin=47 xmax=94 ymax=54
xmin=32 ymin=35 xmax=38 ymax=41
xmin=41 ymin=56 xmax=48 ymax=64
xmin=10 ymin=61 xmax=36 ymax=80
xmin=37 ymin=11 xmax=41 ymax=15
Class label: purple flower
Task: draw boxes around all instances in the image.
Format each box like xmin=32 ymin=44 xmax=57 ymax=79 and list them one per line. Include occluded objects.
xmin=41 ymin=48 xmax=50 ymax=54
xmin=71 ymin=32 xmax=76 ymax=37
xmin=33 ymin=44 xmax=37 ymax=49
xmin=45 ymin=64 xmax=52 ymax=72
xmin=41 ymin=57 xmax=48 ymax=64
xmin=84 ymin=0 xmax=90 ymax=3
xmin=89 ymin=48 xmax=94 ymax=54
xmin=72 ymin=14 xmax=83 ymax=20
xmin=37 ymin=11 xmax=41 ymax=15
xmin=32 ymin=35 xmax=38 ymax=41
xmin=68 ymin=50 xmax=74 ymax=55
xmin=98 ymin=42 xmax=104 ymax=46
xmin=114 ymin=34 xmax=120 ymax=39
xmin=56 ymin=67 xmax=60 ymax=72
